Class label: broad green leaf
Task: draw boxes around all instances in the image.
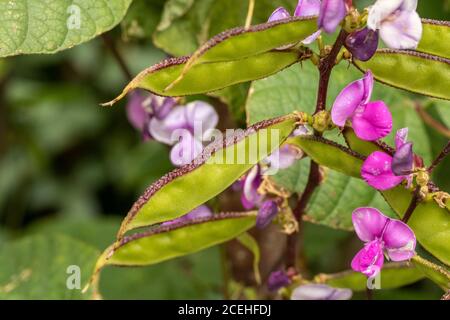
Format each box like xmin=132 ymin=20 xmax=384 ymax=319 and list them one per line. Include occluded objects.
xmin=0 ymin=0 xmax=132 ymax=57
xmin=237 ymin=232 xmax=261 ymax=284
xmin=412 ymin=256 xmax=450 ymax=290
xmin=417 ymin=19 xmax=450 ymax=59
xmin=119 ymin=115 xmax=299 ymax=236
xmin=104 ymin=212 xmax=256 ymax=267
xmin=105 ymin=50 xmax=303 ymax=105
xmin=153 ymin=0 xmax=298 ymax=56
xmin=354 ymin=49 xmax=450 ymax=100
xmin=318 ymin=262 xmax=424 ymax=291
xmin=287 ymin=135 xmax=364 ymax=178
xmin=0 ymin=235 xmax=98 ymax=299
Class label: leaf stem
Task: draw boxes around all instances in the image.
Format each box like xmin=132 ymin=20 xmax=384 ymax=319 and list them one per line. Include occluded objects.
xmin=428 ymin=140 xmax=450 ymax=173
xmin=102 ymin=34 xmax=133 ymax=81
xmin=315 ymin=30 xmax=348 ymax=113
xmin=245 ymin=0 xmax=256 ymax=30
xmin=402 ymin=186 xmax=421 ymax=223
xmin=285 ymin=30 xmax=348 ymax=270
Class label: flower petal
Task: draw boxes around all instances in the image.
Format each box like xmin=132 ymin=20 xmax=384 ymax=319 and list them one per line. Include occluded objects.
xmin=351 ymin=100 xmax=392 ymax=141
xmin=264 ymin=145 xmax=302 ymax=171
xmin=367 ymin=0 xmax=404 ymax=30
xmin=126 ymin=92 xmax=148 ymax=131
xmin=383 ymin=220 xmax=416 ymax=261
xmin=395 ymin=127 xmax=409 ymax=149
xmin=331 ymin=71 xmax=373 ymax=127
xmin=400 ymin=0 xmax=418 ymax=11
xmin=352 ymin=207 xmax=389 ymax=242
xmin=291 ymin=284 xmax=351 ymax=300
xmin=185 ymin=101 xmax=219 ymax=140
xmin=294 ymin=0 xmax=321 ymax=17
xmin=392 ymin=142 xmax=414 ymax=176
xmin=361 ymin=151 xmax=405 ymax=190
xmin=351 ymin=240 xmax=384 ymax=277
xmin=268 ymin=7 xmax=291 ymax=22
xmin=268 ymin=271 xmax=291 ymax=292
xmin=379 ymin=10 xmax=423 ymax=49
xmin=170 ymin=132 xmax=203 ymax=166
xmin=318 ymin=0 xmax=347 ymax=34
xmin=149 ymin=106 xmax=188 ymax=145
xmin=153 ymin=96 xmax=177 ymax=119
xmin=161 ymin=205 xmax=212 ymax=226
xmin=302 ymin=30 xmax=322 ymax=44
xmin=241 ymin=166 xmax=263 ymax=209
xmin=256 ymin=200 xmax=279 ymax=229
xmin=329 ymin=288 xmax=353 ymax=300
xmin=345 ymin=28 xmax=379 ymax=62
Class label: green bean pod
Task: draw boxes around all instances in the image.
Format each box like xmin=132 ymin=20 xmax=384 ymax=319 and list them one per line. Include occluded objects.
xmin=118 ymin=114 xmax=301 ymax=237
xmin=104 ymin=50 xmax=305 ymax=105
xmin=353 ymin=49 xmax=450 ymax=100
xmin=418 ymin=19 xmax=450 ymax=59
xmin=318 ymin=262 xmax=424 ymax=291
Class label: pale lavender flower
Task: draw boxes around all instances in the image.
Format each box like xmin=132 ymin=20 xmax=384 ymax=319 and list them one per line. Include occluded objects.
xmin=318 ymin=0 xmax=347 ymax=34
xmin=161 ymin=205 xmax=212 ymax=227
xmin=291 ymin=284 xmax=352 ymax=300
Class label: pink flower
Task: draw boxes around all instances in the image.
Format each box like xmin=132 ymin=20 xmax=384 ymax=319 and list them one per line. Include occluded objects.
xmin=268 ymin=0 xmax=322 ymax=44
xmin=351 ymin=207 xmax=416 ymax=277
xmin=361 ymin=128 xmax=414 ymax=190
xmin=318 ymin=0 xmax=347 ymax=34
xmin=368 ymin=0 xmax=422 ymax=50
xmin=331 ymin=70 xmax=392 ymax=141
xmin=149 ymin=101 xmax=218 ymax=166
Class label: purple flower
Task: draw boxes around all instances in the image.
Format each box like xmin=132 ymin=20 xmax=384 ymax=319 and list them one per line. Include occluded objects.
xmin=345 ymin=28 xmax=379 ymax=61
xmin=149 ymin=101 xmax=218 ymax=166
xmin=268 ymin=1 xmax=321 ymax=44
xmin=161 ymin=205 xmax=212 ymax=227
xmin=126 ymin=91 xmax=177 ymax=141
xmin=351 ymin=207 xmax=416 ymax=277
xmin=264 ymin=145 xmax=303 ymax=172
xmin=267 ymin=270 xmax=291 ymax=292
xmin=367 ymin=0 xmax=422 ymax=49
xmin=331 ymin=70 xmax=392 ymax=141
xmin=241 ymin=165 xmax=264 ymax=210
xmin=291 ymin=284 xmax=352 ymax=300
xmin=361 ymin=128 xmax=413 ymax=190
xmin=318 ymin=0 xmax=347 ymax=34
xmin=256 ymin=200 xmax=279 ymax=229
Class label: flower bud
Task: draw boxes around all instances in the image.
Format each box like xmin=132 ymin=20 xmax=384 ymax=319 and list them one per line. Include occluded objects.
xmin=267 ymin=270 xmax=291 ymax=292
xmin=345 ymin=28 xmax=379 ymax=61
xmin=256 ymin=200 xmax=279 ymax=229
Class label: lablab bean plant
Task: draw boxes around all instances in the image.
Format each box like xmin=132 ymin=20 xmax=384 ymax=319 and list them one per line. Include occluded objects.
xmin=1 ymin=0 xmax=449 ymax=300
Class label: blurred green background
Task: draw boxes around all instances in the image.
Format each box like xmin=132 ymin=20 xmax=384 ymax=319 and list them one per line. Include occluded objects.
xmin=0 ymin=0 xmax=448 ymax=299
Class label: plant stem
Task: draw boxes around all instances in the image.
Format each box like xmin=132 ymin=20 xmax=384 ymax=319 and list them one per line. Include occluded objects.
xmin=102 ymin=34 xmax=133 ymax=81
xmin=245 ymin=0 xmax=256 ymax=29
xmin=415 ymin=103 xmax=450 ymax=139
xmin=402 ymin=186 xmax=421 ymax=223
xmin=315 ymin=30 xmax=348 ymax=113
xmin=428 ymin=140 xmax=450 ymax=173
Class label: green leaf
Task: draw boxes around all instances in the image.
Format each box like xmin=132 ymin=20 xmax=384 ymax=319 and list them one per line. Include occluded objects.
xmin=417 ymin=19 xmax=450 ymax=59
xmin=412 ymin=255 xmax=450 ymax=290
xmin=119 ymin=115 xmax=299 ymax=236
xmin=105 ymin=50 xmax=303 ymax=104
xmin=237 ymin=232 xmax=261 ymax=284
xmin=0 ymin=0 xmax=132 ymax=57
xmin=105 ymin=212 xmax=256 ymax=267
xmin=153 ymin=0 xmax=298 ymax=56
xmin=318 ymin=262 xmax=424 ymax=291
xmin=0 ymin=235 xmax=98 ymax=299
xmin=287 ymin=135 xmax=364 ymax=178
xmin=353 ymin=49 xmax=450 ymax=100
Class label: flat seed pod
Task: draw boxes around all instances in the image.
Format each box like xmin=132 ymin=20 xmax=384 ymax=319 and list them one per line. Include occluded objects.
xmin=104 ymin=50 xmax=304 ymax=105
xmin=118 ymin=114 xmax=301 ymax=237
xmin=287 ymin=135 xmax=365 ymax=178
xmin=418 ymin=19 xmax=450 ymax=59
xmin=318 ymin=262 xmax=424 ymax=291
xmin=353 ymin=49 xmax=450 ymax=100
